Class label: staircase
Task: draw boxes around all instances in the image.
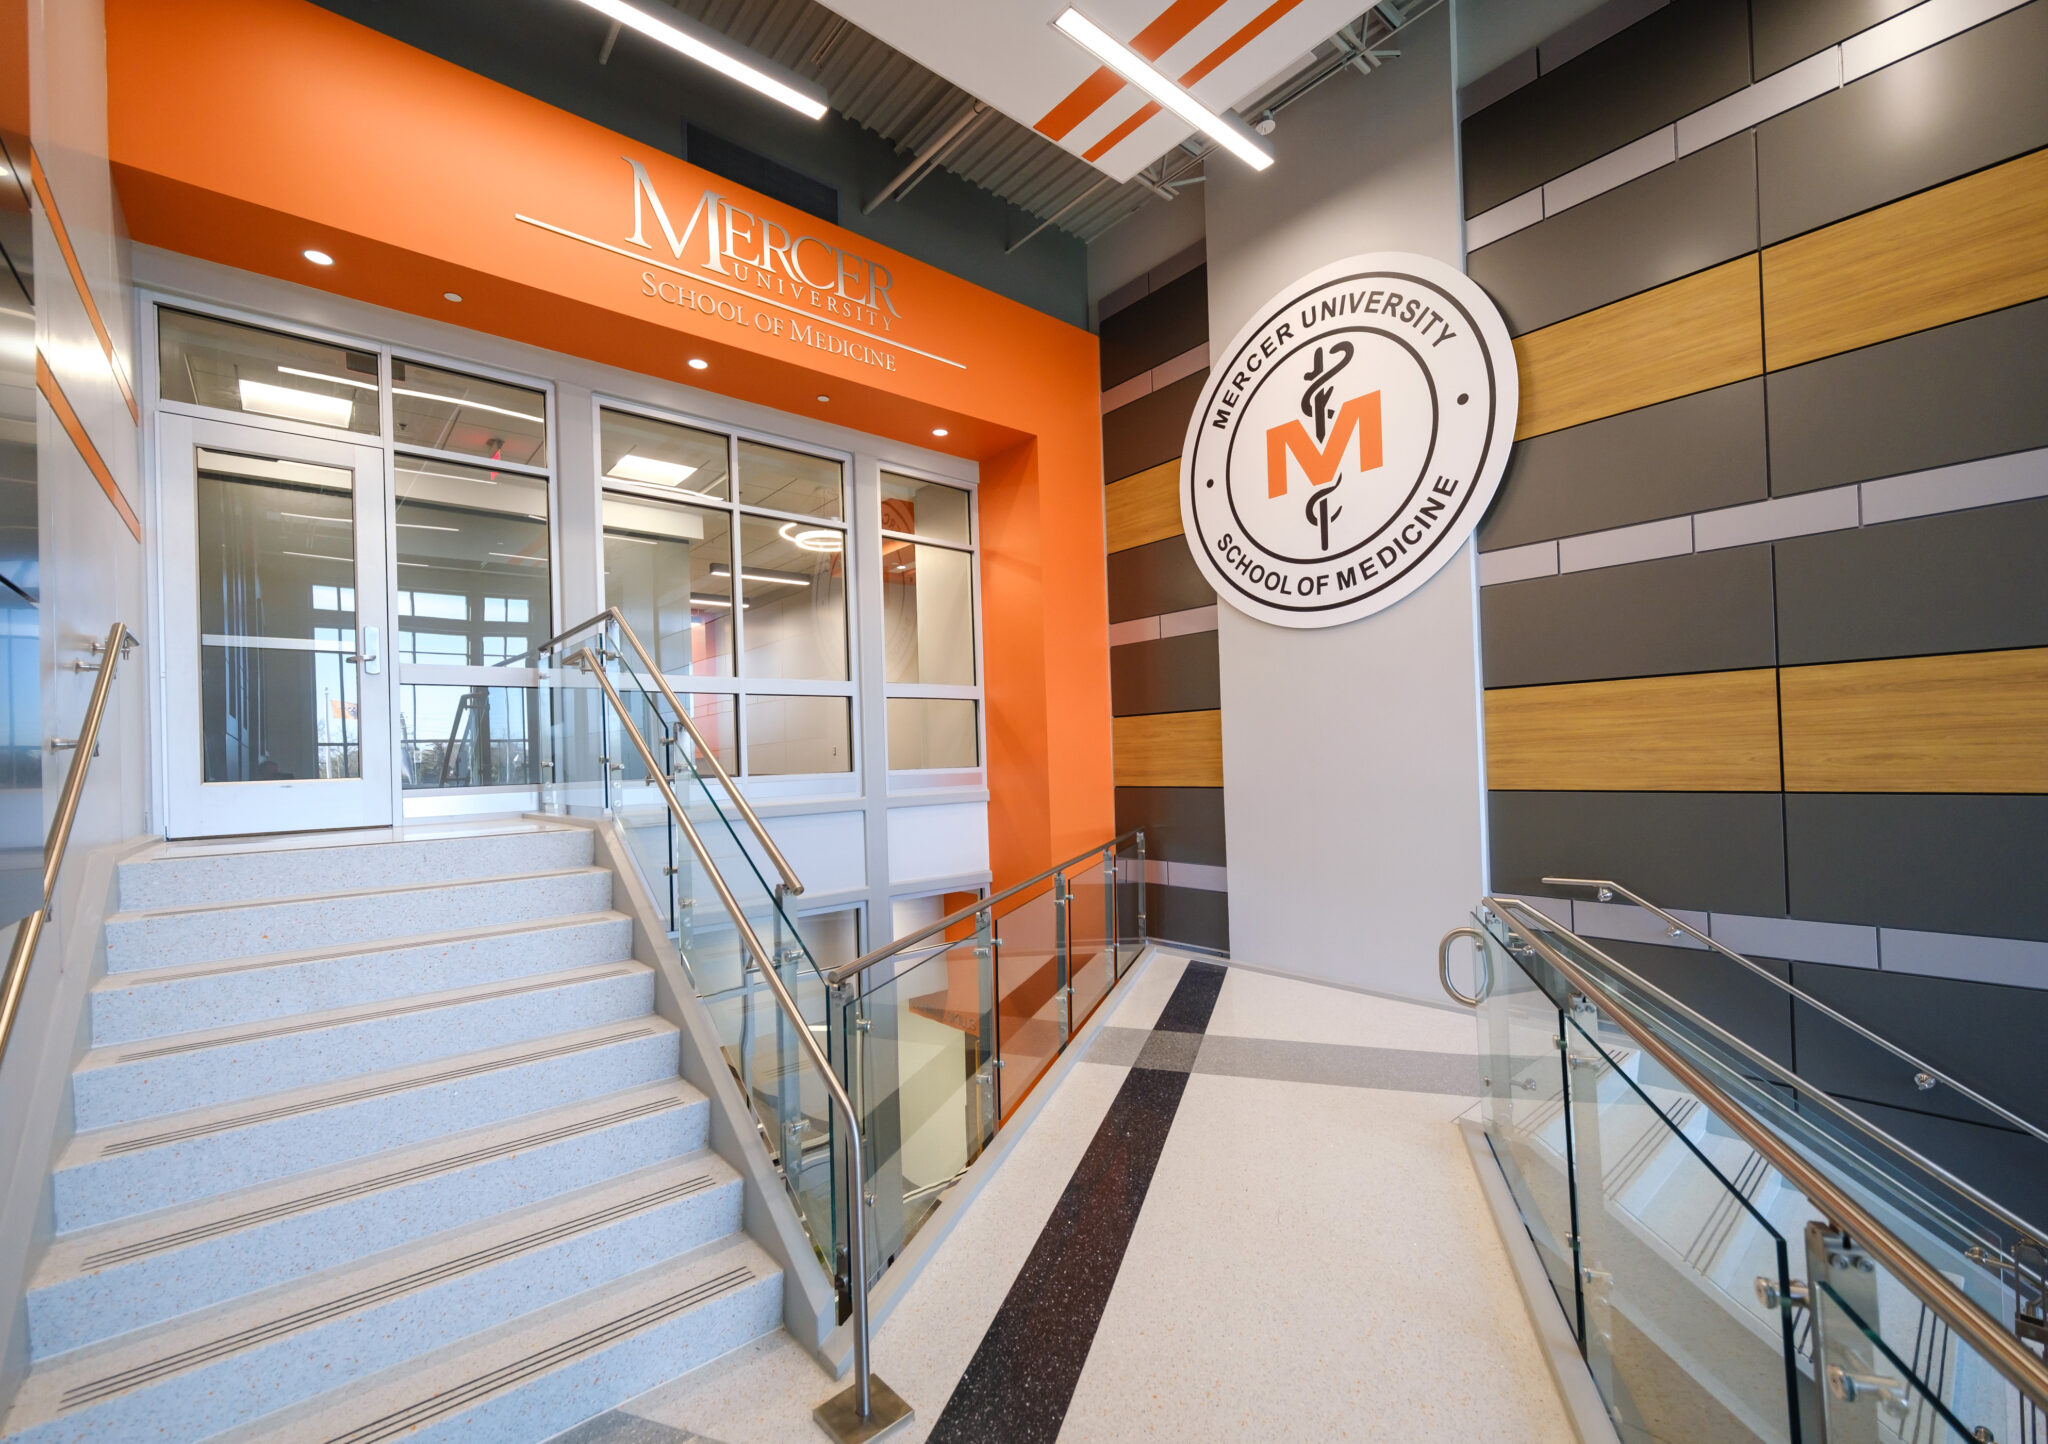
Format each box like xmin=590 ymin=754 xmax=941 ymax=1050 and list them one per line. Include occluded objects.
xmin=0 ymin=822 xmax=783 ymax=1444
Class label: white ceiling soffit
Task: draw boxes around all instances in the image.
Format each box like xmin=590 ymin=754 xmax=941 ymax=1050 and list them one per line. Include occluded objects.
xmin=812 ymin=0 xmax=1371 ymax=183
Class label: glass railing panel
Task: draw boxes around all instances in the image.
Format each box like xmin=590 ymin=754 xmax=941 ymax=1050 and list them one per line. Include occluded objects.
xmin=534 ymin=655 xmax=609 ymax=817
xmin=1112 ymin=834 xmax=1145 ymax=981
xmin=995 ymin=885 xmax=1063 ymax=1119
xmin=849 ymin=928 xmax=997 ymax=1284
xmin=1065 ymin=860 xmax=1115 ymax=1031
xmin=1808 ymin=1253 xmax=1986 ymax=1444
xmin=1476 ymin=918 xmax=1582 ymax=1340
xmin=1564 ymin=1006 xmax=1804 ymax=1444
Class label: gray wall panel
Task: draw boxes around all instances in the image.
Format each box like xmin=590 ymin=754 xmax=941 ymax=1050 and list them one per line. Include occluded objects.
xmin=1146 ymin=882 xmax=1230 ymax=953
xmin=1788 ymin=961 xmax=2048 ymax=1128
xmin=1479 ymin=380 xmax=1768 ymax=550
xmin=1115 ymin=785 xmax=1227 ymax=865
xmin=1470 ymin=133 xmax=1759 ymax=335
xmin=1767 ymin=299 xmax=2048 ymax=495
xmin=1107 ymin=536 xmax=1216 ymax=622
xmin=1775 ymin=497 xmax=2048 ymax=664
xmin=1602 ymin=938 xmax=1795 ymax=1071
xmin=1785 ymin=794 xmax=2048 ymax=941
xmin=1461 ymin=0 xmax=1751 ymax=215
xmin=1104 ymin=370 xmax=1206 ymax=482
xmin=1757 ymin=1 xmax=2048 ymax=243
xmin=1836 ymin=1098 xmax=2048 ymax=1232
xmin=1749 ymin=0 xmax=1919 ymax=80
xmin=1489 ymin=791 xmax=1789 ymax=916
xmin=1099 ymin=266 xmax=1207 ymax=389
xmin=1481 ymin=546 xmax=1777 ymax=687
xmin=1110 ymin=631 xmax=1221 ymax=716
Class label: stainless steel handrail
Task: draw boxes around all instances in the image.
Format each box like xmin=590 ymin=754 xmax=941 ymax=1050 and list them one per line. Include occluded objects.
xmin=1437 ymin=925 xmax=1489 ymax=1007
xmin=521 ymin=607 xmax=804 ymax=895
xmin=827 ymin=830 xmax=1143 ymax=986
xmin=0 ymin=623 xmax=132 ymax=1071
xmin=1544 ymin=875 xmax=2048 ymax=1148
xmin=1485 ymin=895 xmax=2048 ymax=1414
xmin=574 ymin=647 xmax=901 ymax=1437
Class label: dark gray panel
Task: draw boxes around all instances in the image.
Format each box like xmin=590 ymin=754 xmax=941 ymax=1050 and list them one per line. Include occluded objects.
xmin=1461 ymin=0 xmax=1751 ymax=216
xmin=1479 ymin=380 xmax=1768 ymax=550
xmin=1145 ymin=882 xmax=1230 ymax=955
xmin=1489 ymin=791 xmax=1789 ymax=917
xmin=1788 ymin=961 xmax=2048 ymax=1130
xmin=1600 ymin=938 xmax=1795 ymax=1071
xmin=1767 ymin=299 xmax=2048 ymax=495
xmin=1775 ymin=497 xmax=2048 ymax=664
xmin=1832 ymin=1098 xmax=2048 ymax=1233
xmin=1099 ymin=266 xmax=1207 ymax=389
xmin=1470 ymin=133 xmax=1759 ymax=335
xmin=1107 ymin=536 xmax=1214 ymax=623
xmin=1757 ymin=1 xmax=2048 ymax=243
xmin=1104 ymin=370 xmax=1205 ymax=483
xmin=1481 ymin=546 xmax=1776 ymax=687
xmin=1110 ymin=632 xmax=1219 ymax=717
xmin=1785 ymin=794 xmax=2048 ymax=941
xmin=1749 ymin=0 xmax=1918 ymax=80
xmin=1115 ymin=786 xmax=1227 ymax=865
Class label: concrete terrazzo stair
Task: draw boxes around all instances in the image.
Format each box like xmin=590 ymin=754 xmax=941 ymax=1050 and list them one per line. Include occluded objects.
xmin=0 ymin=824 xmax=783 ymax=1444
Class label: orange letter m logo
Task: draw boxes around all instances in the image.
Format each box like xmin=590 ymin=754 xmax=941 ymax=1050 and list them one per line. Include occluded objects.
xmin=1264 ymin=392 xmax=1383 ymax=499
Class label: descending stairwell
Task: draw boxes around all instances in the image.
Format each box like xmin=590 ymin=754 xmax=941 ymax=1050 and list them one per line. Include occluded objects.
xmin=1 ymin=822 xmax=785 ymax=1444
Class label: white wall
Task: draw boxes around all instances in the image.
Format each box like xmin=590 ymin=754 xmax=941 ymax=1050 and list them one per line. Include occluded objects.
xmin=1205 ymin=4 xmax=1489 ymax=1000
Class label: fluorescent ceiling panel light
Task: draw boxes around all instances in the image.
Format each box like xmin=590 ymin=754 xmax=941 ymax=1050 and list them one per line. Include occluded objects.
xmin=238 ymin=379 xmax=356 ymax=427
xmin=607 ymin=454 xmax=698 ymax=487
xmin=1052 ymin=8 xmax=1274 ymax=171
xmin=278 ymin=365 xmax=376 ymax=391
xmin=392 ymin=386 xmax=545 ymax=424
xmin=567 ymin=0 xmax=828 ymax=119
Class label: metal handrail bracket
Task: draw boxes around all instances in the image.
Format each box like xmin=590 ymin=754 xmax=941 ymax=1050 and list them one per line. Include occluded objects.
xmin=1484 ymin=894 xmax=2048 ymax=1415
xmin=0 ymin=624 xmax=133 ymax=1071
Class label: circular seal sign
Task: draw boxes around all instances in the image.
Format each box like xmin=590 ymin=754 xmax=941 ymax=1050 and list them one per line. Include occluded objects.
xmin=1180 ymin=252 xmax=1518 ymax=628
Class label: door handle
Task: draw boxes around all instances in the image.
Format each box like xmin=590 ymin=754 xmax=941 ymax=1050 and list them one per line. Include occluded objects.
xmin=345 ymin=626 xmax=382 ymax=674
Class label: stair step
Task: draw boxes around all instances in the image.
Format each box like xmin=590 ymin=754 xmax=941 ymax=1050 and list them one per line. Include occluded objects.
xmin=53 ymin=1019 xmax=681 ymax=1234
xmin=103 ymin=868 xmax=615 ymax=972
xmin=73 ymin=962 xmax=655 ymax=1131
xmin=211 ymin=1234 xmax=782 ymax=1444
xmin=89 ymin=913 xmax=635 ymax=1046
xmin=117 ymin=825 xmax=593 ymax=910
xmin=28 ymin=1083 xmax=708 ymax=1359
xmin=5 ymin=1158 xmax=744 ymax=1444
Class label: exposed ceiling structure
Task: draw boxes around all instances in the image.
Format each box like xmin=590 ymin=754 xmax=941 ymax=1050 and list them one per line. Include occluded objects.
xmin=666 ymin=0 xmax=1437 ymax=246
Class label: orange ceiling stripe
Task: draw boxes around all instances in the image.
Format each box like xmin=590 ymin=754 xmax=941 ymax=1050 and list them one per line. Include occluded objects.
xmin=1181 ymin=0 xmax=1304 ymax=85
xmin=28 ymin=148 xmax=139 ymax=425
xmin=1036 ymin=0 xmax=1231 ymax=141
xmin=1083 ymin=101 xmax=1161 ymax=162
xmin=37 ymin=351 xmax=141 ymax=542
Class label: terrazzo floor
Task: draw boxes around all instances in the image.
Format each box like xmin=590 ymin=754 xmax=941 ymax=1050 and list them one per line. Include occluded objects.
xmin=588 ymin=952 xmax=1575 ymax=1443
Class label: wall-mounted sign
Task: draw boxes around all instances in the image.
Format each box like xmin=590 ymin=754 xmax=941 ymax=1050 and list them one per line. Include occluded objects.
xmin=1180 ymin=252 xmax=1516 ymax=628
xmin=517 ymin=158 xmax=965 ymax=373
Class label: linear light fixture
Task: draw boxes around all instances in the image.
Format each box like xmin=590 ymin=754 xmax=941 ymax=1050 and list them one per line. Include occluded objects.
xmin=279 ymin=365 xmax=376 ymax=391
xmin=239 ymin=379 xmax=356 ymax=427
xmin=567 ymin=0 xmax=828 ymax=119
xmin=1052 ymin=8 xmax=1274 ymax=171
xmin=709 ymin=563 xmax=810 ymax=587
xmin=393 ymin=386 xmax=545 ymax=425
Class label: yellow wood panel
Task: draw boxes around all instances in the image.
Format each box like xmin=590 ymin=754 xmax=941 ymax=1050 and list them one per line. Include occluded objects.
xmin=1113 ymin=709 xmax=1222 ymax=788
xmin=1485 ymin=670 xmax=1782 ymax=791
xmin=1781 ymin=647 xmax=2048 ymax=793
xmin=1511 ymin=255 xmax=1763 ymax=440
xmin=1105 ymin=459 xmax=1183 ymax=553
xmin=1763 ymin=147 xmax=2048 ymax=370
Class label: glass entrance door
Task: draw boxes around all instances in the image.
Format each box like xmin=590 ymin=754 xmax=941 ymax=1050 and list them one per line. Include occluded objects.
xmin=161 ymin=414 xmax=394 ymax=836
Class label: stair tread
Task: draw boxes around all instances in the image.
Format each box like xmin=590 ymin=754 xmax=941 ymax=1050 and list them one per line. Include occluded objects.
xmin=6 ymin=1155 xmax=741 ymax=1434
xmin=58 ymin=1017 xmax=680 ymax=1174
xmin=76 ymin=960 xmax=650 ymax=1075
xmin=106 ymin=865 xmax=613 ymax=924
xmin=33 ymin=1081 xmax=707 ymax=1291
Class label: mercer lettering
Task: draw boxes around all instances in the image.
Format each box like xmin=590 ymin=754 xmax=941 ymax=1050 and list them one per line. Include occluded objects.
xmin=1264 ymin=391 xmax=1383 ymax=499
xmin=624 ymin=158 xmax=725 ymax=273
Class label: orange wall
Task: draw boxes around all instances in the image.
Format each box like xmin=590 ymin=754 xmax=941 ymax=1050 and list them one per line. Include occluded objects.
xmin=103 ymin=0 xmax=1113 ymax=883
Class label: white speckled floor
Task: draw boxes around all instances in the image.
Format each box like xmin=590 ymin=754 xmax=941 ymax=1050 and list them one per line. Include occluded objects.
xmin=611 ymin=953 xmax=1575 ymax=1443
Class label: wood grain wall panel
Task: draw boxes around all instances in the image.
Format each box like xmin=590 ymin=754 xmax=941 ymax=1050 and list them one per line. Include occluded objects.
xmin=1781 ymin=647 xmax=2048 ymax=793
xmin=1512 ymin=255 xmax=1763 ymax=440
xmin=1113 ymin=710 xmax=1223 ymax=788
xmin=1761 ymin=146 xmax=2048 ymax=370
xmin=1104 ymin=459 xmax=1183 ymax=553
xmin=1485 ymin=668 xmax=1782 ymax=791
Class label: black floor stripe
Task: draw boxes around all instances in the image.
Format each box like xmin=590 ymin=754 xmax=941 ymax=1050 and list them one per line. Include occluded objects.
xmin=929 ymin=961 xmax=1227 ymax=1444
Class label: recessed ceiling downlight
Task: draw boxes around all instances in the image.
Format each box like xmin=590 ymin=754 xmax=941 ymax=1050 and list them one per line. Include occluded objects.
xmin=302 ymin=249 xmax=334 ymax=266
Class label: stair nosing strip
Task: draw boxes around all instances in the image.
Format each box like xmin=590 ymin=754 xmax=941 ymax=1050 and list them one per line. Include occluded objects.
xmin=76 ymin=1093 xmax=690 ymax=1269
xmin=93 ymin=1026 xmax=663 ymax=1159
xmin=108 ymin=866 xmax=608 ymax=924
xmin=105 ymin=965 xmax=642 ymax=1064
xmin=58 ymin=1174 xmax=719 ymax=1411
xmin=321 ymin=1267 xmax=757 ymax=1444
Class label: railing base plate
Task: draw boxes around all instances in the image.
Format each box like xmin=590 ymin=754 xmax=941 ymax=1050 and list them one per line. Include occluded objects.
xmin=814 ymin=1375 xmax=914 ymax=1443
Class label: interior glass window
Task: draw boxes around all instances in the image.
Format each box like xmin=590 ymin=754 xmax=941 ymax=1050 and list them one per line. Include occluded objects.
xmin=391 ymin=358 xmax=547 ymax=467
xmin=602 ymin=491 xmax=733 ymax=677
xmin=159 ymin=308 xmax=379 ymax=434
xmin=600 ymin=408 xmax=731 ymax=501
xmin=745 ymin=694 xmax=852 ymax=774
xmin=393 ymin=455 xmax=551 ymax=665
xmin=737 ymin=515 xmax=847 ymax=681
xmin=879 ymin=472 xmax=970 ymax=544
xmin=887 ymin=698 xmax=979 ymax=770
xmin=737 ymin=438 xmax=843 ymax=520
xmin=883 ymin=542 xmax=974 ymax=685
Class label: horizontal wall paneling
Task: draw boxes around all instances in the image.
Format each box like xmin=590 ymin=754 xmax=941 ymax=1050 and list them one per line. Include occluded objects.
xmin=1485 ymin=667 xmax=1782 ymax=791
